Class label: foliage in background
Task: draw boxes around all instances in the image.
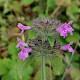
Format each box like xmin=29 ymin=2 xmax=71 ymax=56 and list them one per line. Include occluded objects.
xmin=0 ymin=0 xmax=80 ymax=80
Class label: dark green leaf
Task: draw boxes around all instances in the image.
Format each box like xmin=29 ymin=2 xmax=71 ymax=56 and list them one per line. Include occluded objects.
xmin=66 ymin=32 xmax=80 ymax=43
xmin=48 ymin=36 xmax=54 ymax=47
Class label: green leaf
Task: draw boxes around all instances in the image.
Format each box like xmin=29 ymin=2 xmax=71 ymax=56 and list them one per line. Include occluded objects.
xmin=32 ymin=6 xmax=40 ymax=12
xmin=22 ymin=65 xmax=33 ymax=80
xmin=72 ymin=53 xmax=79 ymax=61
xmin=2 ymin=58 xmax=13 ymax=69
xmin=0 ymin=59 xmax=8 ymax=76
xmin=2 ymin=73 xmax=13 ymax=80
xmin=66 ymin=5 xmax=80 ymax=21
xmin=23 ymin=0 xmax=34 ymax=4
xmin=70 ymin=67 xmax=80 ymax=80
xmin=66 ymin=32 xmax=80 ymax=43
xmin=34 ymin=63 xmax=55 ymax=80
xmin=1 ymin=27 xmax=6 ymax=32
xmin=31 ymin=57 xmax=41 ymax=70
xmin=3 ymin=0 xmax=9 ymax=14
xmin=16 ymin=60 xmax=33 ymax=80
xmin=39 ymin=13 xmax=45 ymax=17
xmin=28 ymin=30 xmax=36 ymax=39
xmin=48 ymin=36 xmax=54 ymax=47
xmin=9 ymin=68 xmax=19 ymax=80
xmin=46 ymin=0 xmax=55 ymax=16
xmin=72 ymin=62 xmax=79 ymax=68
xmin=8 ymin=42 xmax=19 ymax=55
xmin=33 ymin=68 xmax=41 ymax=80
xmin=0 ymin=58 xmax=15 ymax=76
xmin=52 ymin=57 xmax=65 ymax=75
xmin=47 ymin=0 xmax=55 ymax=9
xmin=67 ymin=5 xmax=80 ymax=14
xmin=1 ymin=34 xmax=8 ymax=41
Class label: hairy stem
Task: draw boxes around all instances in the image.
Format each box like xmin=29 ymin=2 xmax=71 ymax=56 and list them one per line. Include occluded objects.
xmin=45 ymin=0 xmax=49 ymax=17
xmin=22 ymin=34 xmax=25 ymax=42
xmin=50 ymin=59 xmax=52 ymax=80
xmin=41 ymin=56 xmax=46 ymax=80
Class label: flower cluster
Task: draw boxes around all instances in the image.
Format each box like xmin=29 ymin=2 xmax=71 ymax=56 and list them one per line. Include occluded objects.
xmin=56 ymin=21 xmax=74 ymax=38
xmin=60 ymin=42 xmax=74 ymax=55
xmin=56 ymin=21 xmax=74 ymax=54
xmin=16 ymin=19 xmax=74 ymax=61
xmin=16 ymin=23 xmax=32 ymax=60
xmin=17 ymin=23 xmax=31 ymax=34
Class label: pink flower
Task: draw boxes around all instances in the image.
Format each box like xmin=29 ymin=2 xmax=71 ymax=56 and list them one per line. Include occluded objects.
xmin=56 ymin=21 xmax=74 ymax=38
xmin=66 ymin=21 xmax=74 ymax=35
xmin=17 ymin=23 xmax=31 ymax=34
xmin=18 ymin=48 xmax=32 ymax=60
xmin=16 ymin=37 xmax=28 ymax=48
xmin=60 ymin=42 xmax=74 ymax=55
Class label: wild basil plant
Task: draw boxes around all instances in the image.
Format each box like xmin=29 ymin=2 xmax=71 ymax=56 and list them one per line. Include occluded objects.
xmin=16 ymin=18 xmax=75 ymax=80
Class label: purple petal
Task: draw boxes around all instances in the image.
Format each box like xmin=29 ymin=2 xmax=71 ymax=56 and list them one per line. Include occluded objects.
xmin=56 ymin=27 xmax=60 ymax=32
xmin=69 ymin=42 xmax=73 ymax=45
xmin=17 ymin=37 xmax=22 ymax=42
xmin=67 ymin=27 xmax=74 ymax=35
xmin=16 ymin=37 xmax=28 ymax=48
xmin=26 ymin=48 xmax=32 ymax=53
xmin=56 ymin=21 xmax=74 ymax=38
xmin=56 ymin=23 xmax=68 ymax=38
xmin=60 ymin=31 xmax=68 ymax=38
xmin=16 ymin=43 xmax=20 ymax=48
xmin=67 ymin=21 xmax=74 ymax=35
xmin=17 ymin=23 xmax=31 ymax=34
xmin=17 ymin=23 xmax=23 ymax=29
xmin=68 ymin=21 xmax=73 ymax=25
xmin=68 ymin=46 xmax=74 ymax=55
xmin=60 ymin=42 xmax=74 ymax=55
xmin=18 ymin=48 xmax=29 ymax=60
xmin=22 ymin=43 xmax=28 ymax=47
xmin=21 ymin=30 xmax=24 ymax=34
xmin=18 ymin=52 xmax=28 ymax=61
xmin=60 ymin=45 xmax=68 ymax=50
xmin=26 ymin=26 xmax=31 ymax=29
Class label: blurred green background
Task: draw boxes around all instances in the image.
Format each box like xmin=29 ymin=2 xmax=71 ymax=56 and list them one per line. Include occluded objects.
xmin=0 ymin=0 xmax=80 ymax=80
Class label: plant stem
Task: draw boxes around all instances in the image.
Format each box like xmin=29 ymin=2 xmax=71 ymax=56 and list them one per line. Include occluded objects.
xmin=50 ymin=59 xmax=52 ymax=80
xmin=39 ymin=0 xmax=46 ymax=13
xmin=48 ymin=5 xmax=61 ymax=18
xmin=41 ymin=56 xmax=46 ymax=80
xmin=61 ymin=55 xmax=73 ymax=80
xmin=22 ymin=34 xmax=25 ymax=42
xmin=45 ymin=0 xmax=49 ymax=17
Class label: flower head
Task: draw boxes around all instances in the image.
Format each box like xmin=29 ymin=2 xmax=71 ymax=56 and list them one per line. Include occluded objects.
xmin=18 ymin=48 xmax=32 ymax=60
xmin=17 ymin=23 xmax=31 ymax=34
xmin=60 ymin=42 xmax=74 ymax=55
xmin=16 ymin=37 xmax=28 ymax=48
xmin=56 ymin=21 xmax=74 ymax=38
